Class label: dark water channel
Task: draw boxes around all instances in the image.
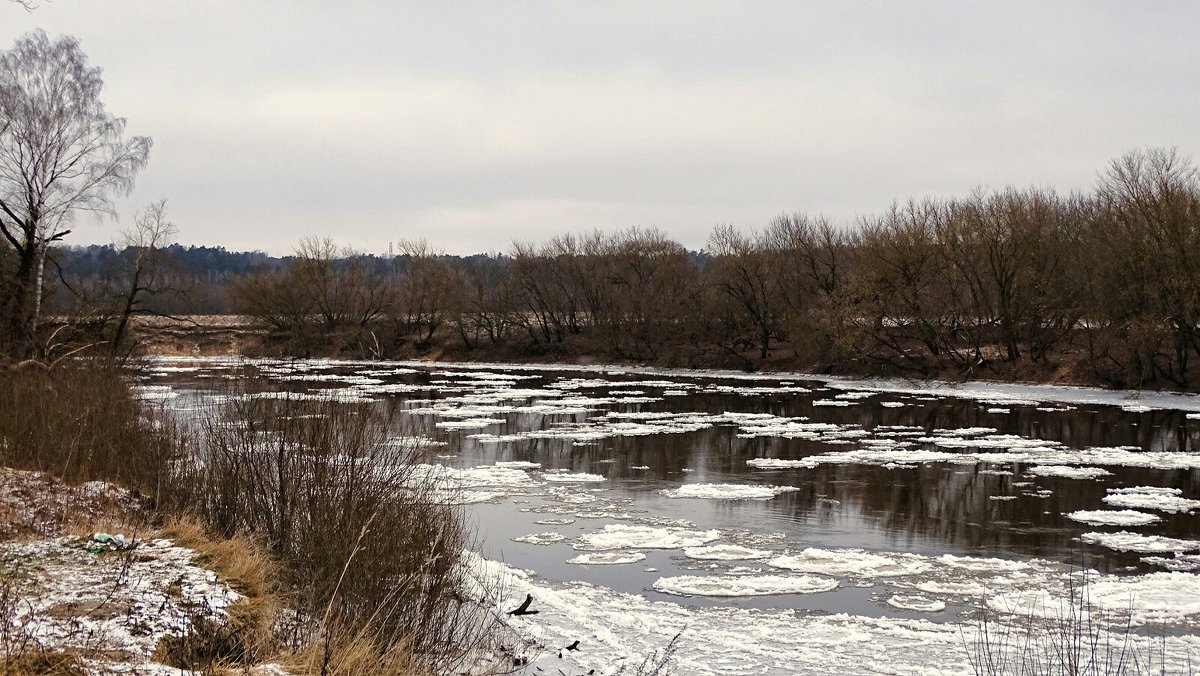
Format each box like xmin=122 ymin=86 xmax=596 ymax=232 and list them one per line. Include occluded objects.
xmin=145 ymin=358 xmax=1200 ymax=620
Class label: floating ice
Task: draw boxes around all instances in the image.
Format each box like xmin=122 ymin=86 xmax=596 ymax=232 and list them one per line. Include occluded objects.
xmin=653 ymin=574 xmax=838 ymax=597
xmin=661 ymin=483 xmax=799 ymax=500
xmin=1066 ymin=510 xmax=1161 ymax=527
xmin=820 ymin=376 xmax=1200 ymax=414
xmin=1142 ymin=554 xmax=1200 ymax=572
xmin=812 ymin=399 xmax=854 ymax=407
xmin=1103 ymin=487 xmax=1200 ymax=514
xmin=682 ymin=544 xmax=773 ymax=560
xmin=434 ymin=417 xmax=505 ymax=430
xmin=914 ymin=580 xmax=993 ymax=596
xmin=542 ymin=472 xmax=606 ymax=483
xmin=512 ymin=532 xmax=567 ymax=545
xmin=937 ymin=554 xmax=1031 ymax=572
xmin=1085 ymin=572 xmax=1200 ymax=625
xmin=132 ymin=384 xmax=177 ymax=401
xmin=410 ymin=464 xmax=536 ymax=489
xmin=746 ymin=458 xmax=818 ymax=470
xmin=1026 ymin=465 xmax=1112 ymax=479
xmin=768 ymin=548 xmax=929 ymax=578
xmin=575 ymin=525 xmax=720 ymax=551
xmin=1081 ymin=531 xmax=1200 ymax=553
xmin=887 ymin=595 xmax=947 ymax=613
xmin=567 ymin=551 xmax=646 ymax=565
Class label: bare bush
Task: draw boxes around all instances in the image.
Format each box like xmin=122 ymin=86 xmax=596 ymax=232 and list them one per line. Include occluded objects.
xmin=177 ymin=392 xmax=504 ymax=673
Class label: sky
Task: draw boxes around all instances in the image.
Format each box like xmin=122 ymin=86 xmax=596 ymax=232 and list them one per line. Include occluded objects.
xmin=3 ymin=1 xmax=1198 ymax=256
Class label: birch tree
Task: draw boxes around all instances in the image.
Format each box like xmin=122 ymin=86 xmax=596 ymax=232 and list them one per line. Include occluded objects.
xmin=0 ymin=30 xmax=151 ymax=356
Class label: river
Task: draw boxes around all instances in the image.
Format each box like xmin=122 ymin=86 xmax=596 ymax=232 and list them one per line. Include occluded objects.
xmin=140 ymin=356 xmax=1200 ymax=674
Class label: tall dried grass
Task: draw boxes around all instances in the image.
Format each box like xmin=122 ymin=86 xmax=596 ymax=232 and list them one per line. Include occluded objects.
xmin=0 ymin=358 xmax=177 ymax=504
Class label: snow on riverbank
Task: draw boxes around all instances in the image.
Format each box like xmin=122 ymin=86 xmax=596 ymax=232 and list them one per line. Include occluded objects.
xmin=0 ymin=537 xmax=241 ymax=671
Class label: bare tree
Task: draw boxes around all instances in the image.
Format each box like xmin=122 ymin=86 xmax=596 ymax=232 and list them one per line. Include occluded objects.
xmin=0 ymin=30 xmax=152 ymax=357
xmin=390 ymin=238 xmax=459 ymax=344
xmin=707 ymin=224 xmax=779 ymax=360
xmin=108 ymin=199 xmax=178 ymax=353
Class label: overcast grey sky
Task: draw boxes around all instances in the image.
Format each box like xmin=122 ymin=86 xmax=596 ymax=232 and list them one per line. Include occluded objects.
xmin=3 ymin=1 xmax=1197 ymax=255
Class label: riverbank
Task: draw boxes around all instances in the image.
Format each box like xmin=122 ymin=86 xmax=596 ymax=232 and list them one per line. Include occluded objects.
xmin=132 ymin=315 xmax=1137 ymax=394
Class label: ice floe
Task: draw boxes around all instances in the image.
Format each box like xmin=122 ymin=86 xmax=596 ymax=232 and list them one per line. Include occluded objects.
xmin=886 ymin=595 xmax=947 ymax=613
xmin=574 ymin=525 xmax=720 ymax=551
xmin=768 ymin=548 xmax=929 ymax=578
xmin=661 ymin=483 xmax=799 ymax=500
xmin=1141 ymin=554 xmax=1200 ymax=572
xmin=1102 ymin=486 xmax=1200 ymax=514
xmin=1081 ymin=531 xmax=1200 ymax=553
xmin=567 ymin=551 xmax=647 ymax=565
xmin=542 ymin=472 xmax=606 ymax=483
xmin=653 ymin=574 xmax=838 ymax=597
xmin=682 ymin=544 xmax=773 ymax=560
xmin=1066 ymin=510 xmax=1161 ymax=527
xmin=512 ymin=532 xmax=568 ymax=545
xmin=1025 ymin=465 xmax=1112 ymax=479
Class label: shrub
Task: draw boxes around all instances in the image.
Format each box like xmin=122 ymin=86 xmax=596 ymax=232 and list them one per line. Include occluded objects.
xmin=176 ymin=392 xmax=503 ymax=673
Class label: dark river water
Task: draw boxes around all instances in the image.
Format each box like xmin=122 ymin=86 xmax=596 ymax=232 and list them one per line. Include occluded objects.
xmin=142 ymin=357 xmax=1200 ymax=624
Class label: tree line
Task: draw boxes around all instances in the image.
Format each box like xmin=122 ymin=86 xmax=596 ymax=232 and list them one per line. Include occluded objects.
xmin=85 ymin=146 xmax=1187 ymax=391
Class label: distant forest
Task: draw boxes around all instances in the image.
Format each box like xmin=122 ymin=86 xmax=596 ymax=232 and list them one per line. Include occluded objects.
xmin=39 ymin=148 xmax=1200 ymax=391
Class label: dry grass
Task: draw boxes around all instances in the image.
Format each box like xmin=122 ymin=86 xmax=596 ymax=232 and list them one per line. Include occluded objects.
xmin=152 ymin=517 xmax=282 ymax=670
xmin=0 ymin=359 xmax=178 ymax=504
xmin=159 ymin=516 xmax=275 ymax=600
xmin=0 ymin=651 xmax=88 ymax=675
xmin=282 ymin=621 xmax=423 ymax=676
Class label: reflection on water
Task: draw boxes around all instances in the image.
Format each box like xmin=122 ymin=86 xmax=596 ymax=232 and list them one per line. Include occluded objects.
xmin=146 ymin=358 xmax=1200 ymax=616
